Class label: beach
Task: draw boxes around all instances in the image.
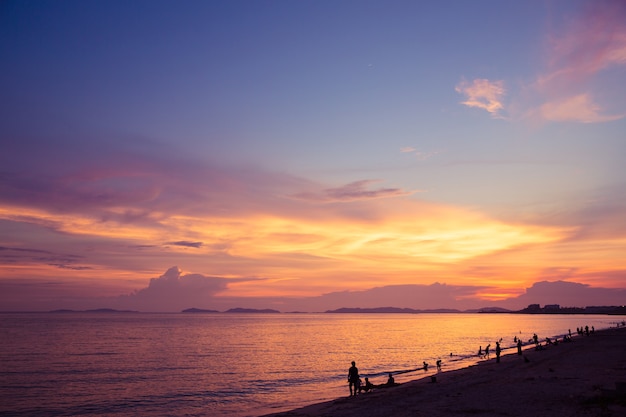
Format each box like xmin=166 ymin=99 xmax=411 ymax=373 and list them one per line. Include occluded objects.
xmin=261 ymin=326 xmax=626 ymax=417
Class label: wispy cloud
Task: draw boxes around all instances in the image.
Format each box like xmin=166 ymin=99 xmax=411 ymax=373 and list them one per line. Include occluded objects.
xmin=532 ymin=2 xmax=626 ymax=123
xmin=167 ymin=241 xmax=203 ymax=248
xmin=401 ymin=147 xmax=441 ymax=161
xmin=455 ymin=78 xmax=505 ymax=118
xmin=0 ymin=245 xmax=89 ymax=269
xmin=455 ymin=3 xmax=626 ymax=124
xmin=292 ymin=180 xmax=415 ymax=202
xmin=539 ymin=94 xmax=623 ymax=123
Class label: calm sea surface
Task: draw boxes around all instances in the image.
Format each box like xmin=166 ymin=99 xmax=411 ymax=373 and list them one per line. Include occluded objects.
xmin=1 ymin=312 xmax=624 ymax=416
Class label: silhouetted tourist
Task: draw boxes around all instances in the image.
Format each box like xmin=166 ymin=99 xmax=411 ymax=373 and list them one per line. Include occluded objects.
xmin=517 ymin=339 xmax=522 ymax=355
xmin=348 ymin=361 xmax=359 ymax=396
xmin=533 ymin=333 xmax=539 ymax=345
xmin=423 ymin=361 xmax=429 ymax=371
xmin=495 ymin=341 xmax=501 ymax=363
xmin=361 ymin=377 xmax=374 ymax=392
xmin=585 ymin=325 xmax=589 ymax=336
xmin=478 ymin=346 xmax=483 ymax=358
xmin=436 ymin=359 xmax=442 ymax=371
xmin=386 ymin=373 xmax=395 ymax=386
xmin=485 ymin=344 xmax=490 ymax=359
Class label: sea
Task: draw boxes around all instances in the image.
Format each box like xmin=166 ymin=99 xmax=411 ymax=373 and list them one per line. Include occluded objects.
xmin=1 ymin=312 xmax=625 ymax=417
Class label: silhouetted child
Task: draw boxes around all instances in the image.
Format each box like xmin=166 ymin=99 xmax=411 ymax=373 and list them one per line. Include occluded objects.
xmin=361 ymin=377 xmax=374 ymax=392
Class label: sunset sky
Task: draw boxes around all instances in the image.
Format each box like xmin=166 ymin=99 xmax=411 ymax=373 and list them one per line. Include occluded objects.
xmin=1 ymin=0 xmax=626 ymax=312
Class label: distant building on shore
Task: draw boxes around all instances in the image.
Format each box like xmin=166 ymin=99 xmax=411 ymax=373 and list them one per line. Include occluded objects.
xmin=517 ymin=304 xmax=626 ymax=315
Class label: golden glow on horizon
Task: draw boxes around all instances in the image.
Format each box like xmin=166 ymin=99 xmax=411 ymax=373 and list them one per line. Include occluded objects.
xmin=1 ymin=198 xmax=621 ymax=301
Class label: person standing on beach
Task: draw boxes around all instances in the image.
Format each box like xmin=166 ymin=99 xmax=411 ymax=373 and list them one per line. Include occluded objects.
xmin=348 ymin=361 xmax=359 ymax=396
xmin=517 ymin=338 xmax=522 ymax=355
xmin=495 ymin=341 xmax=501 ymax=363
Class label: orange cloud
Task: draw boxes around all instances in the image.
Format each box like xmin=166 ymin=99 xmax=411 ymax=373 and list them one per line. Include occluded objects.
xmin=455 ymin=78 xmax=505 ymax=117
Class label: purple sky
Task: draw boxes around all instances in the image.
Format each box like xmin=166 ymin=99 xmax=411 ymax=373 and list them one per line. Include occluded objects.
xmin=1 ymin=0 xmax=626 ymax=312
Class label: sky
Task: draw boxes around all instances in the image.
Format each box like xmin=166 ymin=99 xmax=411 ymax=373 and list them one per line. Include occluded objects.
xmin=1 ymin=0 xmax=626 ymax=312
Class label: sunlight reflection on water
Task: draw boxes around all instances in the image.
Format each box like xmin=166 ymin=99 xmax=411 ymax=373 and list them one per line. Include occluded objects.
xmin=1 ymin=313 xmax=623 ymax=416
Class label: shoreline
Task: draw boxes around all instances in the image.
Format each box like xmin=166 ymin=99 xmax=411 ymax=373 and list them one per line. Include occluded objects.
xmin=260 ymin=326 xmax=626 ymax=417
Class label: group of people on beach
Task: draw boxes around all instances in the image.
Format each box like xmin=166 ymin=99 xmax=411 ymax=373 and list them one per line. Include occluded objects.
xmin=348 ymin=361 xmax=400 ymax=396
xmin=349 ymin=324 xmax=603 ymax=396
xmin=348 ymin=359 xmax=441 ymax=396
xmin=476 ymin=324 xmax=599 ymax=363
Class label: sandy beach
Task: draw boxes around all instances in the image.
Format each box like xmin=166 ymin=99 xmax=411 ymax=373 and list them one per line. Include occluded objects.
xmin=261 ymin=326 xmax=626 ymax=417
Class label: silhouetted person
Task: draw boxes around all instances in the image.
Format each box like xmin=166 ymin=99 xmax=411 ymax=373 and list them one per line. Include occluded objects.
xmin=495 ymin=341 xmax=501 ymax=363
xmin=436 ymin=359 xmax=442 ymax=371
xmin=423 ymin=361 xmax=429 ymax=371
xmin=386 ymin=373 xmax=395 ymax=386
xmin=361 ymin=377 xmax=374 ymax=392
xmin=348 ymin=361 xmax=359 ymax=396
xmin=478 ymin=346 xmax=483 ymax=358
xmin=533 ymin=333 xmax=539 ymax=345
xmin=485 ymin=344 xmax=491 ymax=359
xmin=517 ymin=339 xmax=522 ymax=355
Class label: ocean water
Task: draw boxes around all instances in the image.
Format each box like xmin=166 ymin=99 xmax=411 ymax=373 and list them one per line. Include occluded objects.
xmin=1 ymin=312 xmax=624 ymax=417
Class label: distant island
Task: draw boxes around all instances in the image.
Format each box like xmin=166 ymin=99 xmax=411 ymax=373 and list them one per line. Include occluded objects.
xmin=182 ymin=307 xmax=280 ymax=314
xmin=325 ymin=305 xmax=626 ymax=315
xmin=225 ymin=308 xmax=280 ymax=314
xmin=48 ymin=308 xmax=139 ymax=313
xmin=40 ymin=304 xmax=626 ymax=315
xmin=181 ymin=308 xmax=220 ymax=313
xmin=325 ymin=307 xmax=463 ymax=314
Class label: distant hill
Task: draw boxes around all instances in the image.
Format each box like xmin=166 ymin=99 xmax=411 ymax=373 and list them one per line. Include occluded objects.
xmin=467 ymin=307 xmax=513 ymax=313
xmin=181 ymin=308 xmax=220 ymax=313
xmin=225 ymin=308 xmax=281 ymax=314
xmin=325 ymin=307 xmax=461 ymax=314
xmin=49 ymin=308 xmax=139 ymax=313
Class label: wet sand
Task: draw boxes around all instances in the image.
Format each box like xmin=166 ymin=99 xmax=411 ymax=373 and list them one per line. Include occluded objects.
xmin=261 ymin=326 xmax=626 ymax=417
